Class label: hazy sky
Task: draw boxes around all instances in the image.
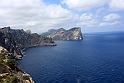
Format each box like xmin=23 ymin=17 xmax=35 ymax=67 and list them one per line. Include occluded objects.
xmin=0 ymin=0 xmax=124 ymax=33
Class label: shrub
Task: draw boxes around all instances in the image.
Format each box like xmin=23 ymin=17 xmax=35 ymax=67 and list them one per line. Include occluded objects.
xmin=0 ymin=64 xmax=8 ymax=73
xmin=9 ymin=74 xmax=18 ymax=83
xmin=6 ymin=59 xmax=17 ymax=70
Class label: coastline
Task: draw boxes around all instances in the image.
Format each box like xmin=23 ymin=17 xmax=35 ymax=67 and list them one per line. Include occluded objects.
xmin=0 ymin=27 xmax=57 ymax=83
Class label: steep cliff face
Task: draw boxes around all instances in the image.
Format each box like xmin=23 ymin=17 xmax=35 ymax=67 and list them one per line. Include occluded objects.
xmin=0 ymin=27 xmax=56 ymax=59
xmin=42 ymin=27 xmax=83 ymax=40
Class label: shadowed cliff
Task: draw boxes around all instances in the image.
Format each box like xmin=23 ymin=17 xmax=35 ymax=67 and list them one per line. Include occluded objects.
xmin=0 ymin=27 xmax=56 ymax=59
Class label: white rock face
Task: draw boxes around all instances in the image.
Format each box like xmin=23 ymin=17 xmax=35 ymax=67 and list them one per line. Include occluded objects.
xmin=47 ymin=27 xmax=83 ymax=40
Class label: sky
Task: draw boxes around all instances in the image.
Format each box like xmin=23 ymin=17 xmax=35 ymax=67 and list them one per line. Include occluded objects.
xmin=0 ymin=0 xmax=124 ymax=33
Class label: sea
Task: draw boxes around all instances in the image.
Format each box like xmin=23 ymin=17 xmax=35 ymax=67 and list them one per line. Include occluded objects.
xmin=18 ymin=32 xmax=124 ymax=83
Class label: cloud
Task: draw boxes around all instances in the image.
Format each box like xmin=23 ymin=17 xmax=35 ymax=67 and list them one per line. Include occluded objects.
xmin=77 ymin=13 xmax=98 ymax=27
xmin=77 ymin=19 xmax=98 ymax=27
xmin=0 ymin=0 xmax=79 ymax=33
xmin=109 ymin=0 xmax=124 ymax=11
xmin=103 ymin=13 xmax=121 ymax=22
xmin=100 ymin=21 xmax=119 ymax=26
xmin=96 ymin=7 xmax=107 ymax=15
xmin=61 ymin=0 xmax=109 ymax=11
xmin=0 ymin=0 xmax=123 ymax=33
xmin=100 ymin=13 xmax=121 ymax=27
xmin=80 ymin=13 xmax=93 ymax=21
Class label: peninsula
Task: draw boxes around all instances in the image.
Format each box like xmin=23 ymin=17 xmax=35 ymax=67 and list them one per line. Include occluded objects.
xmin=41 ymin=27 xmax=83 ymax=40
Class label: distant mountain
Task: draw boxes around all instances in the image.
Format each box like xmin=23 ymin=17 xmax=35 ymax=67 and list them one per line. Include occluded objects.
xmin=41 ymin=27 xmax=83 ymax=40
xmin=41 ymin=28 xmax=58 ymax=37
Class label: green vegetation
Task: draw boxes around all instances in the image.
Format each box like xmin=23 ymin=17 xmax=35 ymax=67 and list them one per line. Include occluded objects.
xmin=0 ymin=74 xmax=18 ymax=83
xmin=9 ymin=74 xmax=18 ymax=83
xmin=0 ymin=49 xmax=18 ymax=83
xmin=0 ymin=50 xmax=8 ymax=74
xmin=0 ymin=48 xmax=33 ymax=83
xmin=0 ymin=51 xmax=6 ymax=64
xmin=6 ymin=59 xmax=17 ymax=70
xmin=0 ymin=64 xmax=8 ymax=74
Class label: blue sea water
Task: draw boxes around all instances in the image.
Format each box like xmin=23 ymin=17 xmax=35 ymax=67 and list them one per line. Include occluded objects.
xmin=18 ymin=32 xmax=124 ymax=83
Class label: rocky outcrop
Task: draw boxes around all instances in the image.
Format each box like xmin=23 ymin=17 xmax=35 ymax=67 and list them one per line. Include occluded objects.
xmin=41 ymin=27 xmax=83 ymax=40
xmin=0 ymin=27 xmax=56 ymax=59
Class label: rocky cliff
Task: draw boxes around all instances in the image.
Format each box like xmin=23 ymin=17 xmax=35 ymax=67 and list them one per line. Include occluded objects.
xmin=0 ymin=27 xmax=56 ymax=59
xmin=41 ymin=27 xmax=83 ymax=40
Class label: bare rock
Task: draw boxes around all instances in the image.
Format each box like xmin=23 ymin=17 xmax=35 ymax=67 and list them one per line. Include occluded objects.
xmin=42 ymin=27 xmax=83 ymax=40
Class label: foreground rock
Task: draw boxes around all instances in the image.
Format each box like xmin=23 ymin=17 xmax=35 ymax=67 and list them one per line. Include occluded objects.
xmin=0 ymin=27 xmax=56 ymax=59
xmin=41 ymin=27 xmax=83 ymax=40
xmin=0 ymin=46 xmax=34 ymax=83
